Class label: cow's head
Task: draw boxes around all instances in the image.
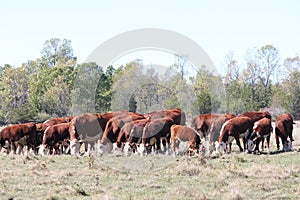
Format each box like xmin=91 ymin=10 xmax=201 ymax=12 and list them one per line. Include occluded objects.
xmin=97 ymin=139 xmax=113 ymax=156
xmin=70 ymin=139 xmax=80 ymax=155
xmin=247 ymin=139 xmax=255 ymax=153
xmin=136 ymin=143 xmax=147 ymax=157
xmin=215 ymin=141 xmax=226 ymax=155
xmin=123 ymin=142 xmax=132 ymax=156
xmin=38 ymin=144 xmax=48 ymax=156
xmin=283 ymin=140 xmax=292 ymax=152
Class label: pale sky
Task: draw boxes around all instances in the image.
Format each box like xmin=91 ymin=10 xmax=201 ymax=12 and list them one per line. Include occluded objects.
xmin=1 ymin=0 xmax=299 ymax=74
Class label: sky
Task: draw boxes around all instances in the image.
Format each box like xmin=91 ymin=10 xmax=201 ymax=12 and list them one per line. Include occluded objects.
xmin=0 ymin=0 xmax=299 ymax=75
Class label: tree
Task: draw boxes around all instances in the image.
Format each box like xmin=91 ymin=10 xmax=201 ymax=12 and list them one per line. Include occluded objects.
xmin=0 ymin=65 xmax=34 ymax=123
xmin=71 ymin=62 xmax=102 ymax=115
xmin=190 ymin=66 xmax=222 ymax=114
xmin=40 ymin=38 xmax=74 ymax=67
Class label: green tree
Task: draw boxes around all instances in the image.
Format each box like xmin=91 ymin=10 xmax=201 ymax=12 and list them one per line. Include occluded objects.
xmin=40 ymin=38 xmax=74 ymax=67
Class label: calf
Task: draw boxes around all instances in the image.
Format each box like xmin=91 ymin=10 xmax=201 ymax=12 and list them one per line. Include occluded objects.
xmin=38 ymin=123 xmax=70 ymax=156
xmin=249 ymin=117 xmax=273 ymax=153
xmin=170 ymin=125 xmax=201 ymax=157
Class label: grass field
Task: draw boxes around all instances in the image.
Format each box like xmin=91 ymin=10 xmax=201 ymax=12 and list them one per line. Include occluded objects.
xmin=0 ymin=124 xmax=299 ymax=200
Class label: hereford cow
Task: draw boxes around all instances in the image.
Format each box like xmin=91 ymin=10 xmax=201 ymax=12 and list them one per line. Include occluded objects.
xmin=38 ymin=123 xmax=70 ymax=156
xmin=191 ymin=113 xmax=235 ymax=140
xmin=115 ymin=119 xmax=150 ymax=149
xmin=98 ymin=112 xmax=145 ymax=155
xmin=69 ymin=111 xmax=123 ymax=155
xmin=123 ymin=119 xmax=151 ymax=156
xmin=0 ymin=122 xmax=37 ymax=154
xmin=249 ymin=117 xmax=273 ymax=153
xmin=170 ymin=125 xmax=201 ymax=157
xmin=275 ymin=113 xmax=295 ymax=151
xmin=208 ymin=115 xmax=235 ymax=153
xmin=235 ymin=111 xmax=272 ymax=150
xmin=137 ymin=117 xmax=174 ymax=156
xmin=216 ymin=116 xmax=253 ymax=154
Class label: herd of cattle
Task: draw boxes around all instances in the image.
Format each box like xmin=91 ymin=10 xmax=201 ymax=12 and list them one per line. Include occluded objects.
xmin=0 ymin=108 xmax=296 ymax=157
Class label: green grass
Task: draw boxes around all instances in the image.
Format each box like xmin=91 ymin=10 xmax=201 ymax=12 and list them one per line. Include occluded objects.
xmin=0 ymin=147 xmax=299 ymax=200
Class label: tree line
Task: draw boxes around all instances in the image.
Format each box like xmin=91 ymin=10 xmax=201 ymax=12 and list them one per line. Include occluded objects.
xmin=0 ymin=38 xmax=299 ymax=124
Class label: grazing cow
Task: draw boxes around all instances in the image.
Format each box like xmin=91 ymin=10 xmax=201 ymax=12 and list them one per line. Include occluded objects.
xmin=115 ymin=119 xmax=150 ymax=148
xmin=69 ymin=111 xmax=122 ymax=155
xmin=275 ymin=114 xmax=295 ymax=151
xmin=208 ymin=116 xmax=234 ymax=153
xmin=98 ymin=112 xmax=145 ymax=155
xmin=190 ymin=113 xmax=235 ymax=140
xmin=249 ymin=118 xmax=273 ymax=153
xmin=170 ymin=124 xmax=201 ymax=157
xmin=123 ymin=119 xmax=151 ymax=155
xmin=216 ymin=116 xmax=253 ymax=154
xmin=138 ymin=117 xmax=174 ymax=156
xmin=145 ymin=108 xmax=186 ymax=125
xmin=38 ymin=123 xmax=70 ymax=156
xmin=0 ymin=122 xmax=37 ymax=154
xmin=236 ymin=111 xmax=272 ymax=150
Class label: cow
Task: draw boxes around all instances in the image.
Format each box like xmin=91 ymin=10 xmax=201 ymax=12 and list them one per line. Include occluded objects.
xmin=68 ymin=111 xmax=123 ymax=155
xmin=0 ymin=122 xmax=37 ymax=155
xmin=236 ymin=111 xmax=272 ymax=150
xmin=123 ymin=119 xmax=152 ymax=156
xmin=137 ymin=117 xmax=174 ymax=156
xmin=190 ymin=113 xmax=235 ymax=140
xmin=249 ymin=117 xmax=273 ymax=153
xmin=216 ymin=116 xmax=253 ymax=154
xmin=98 ymin=112 xmax=145 ymax=155
xmin=275 ymin=113 xmax=295 ymax=151
xmin=208 ymin=115 xmax=235 ymax=153
xmin=144 ymin=108 xmax=186 ymax=125
xmin=115 ymin=119 xmax=150 ymax=149
xmin=38 ymin=123 xmax=70 ymax=156
xmin=170 ymin=124 xmax=201 ymax=157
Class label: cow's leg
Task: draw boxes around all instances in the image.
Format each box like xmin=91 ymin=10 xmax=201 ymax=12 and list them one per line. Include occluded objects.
xmin=235 ymin=137 xmax=243 ymax=153
xmin=155 ymin=137 xmax=161 ymax=154
xmin=266 ymin=135 xmax=270 ymax=153
xmin=261 ymin=137 xmax=265 ymax=151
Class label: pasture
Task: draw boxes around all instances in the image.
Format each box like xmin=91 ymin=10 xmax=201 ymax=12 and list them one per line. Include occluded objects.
xmin=0 ymin=124 xmax=299 ymax=200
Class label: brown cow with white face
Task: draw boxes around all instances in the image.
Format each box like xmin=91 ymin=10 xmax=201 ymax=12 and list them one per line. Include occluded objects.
xmin=137 ymin=117 xmax=174 ymax=156
xmin=0 ymin=122 xmax=37 ymax=154
xmin=170 ymin=124 xmax=201 ymax=157
xmin=249 ymin=117 xmax=273 ymax=153
xmin=38 ymin=122 xmax=70 ymax=156
xmin=216 ymin=116 xmax=253 ymax=154
xmin=237 ymin=111 xmax=272 ymax=150
xmin=275 ymin=113 xmax=295 ymax=151
xmin=69 ymin=111 xmax=122 ymax=155
xmin=191 ymin=113 xmax=235 ymax=140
